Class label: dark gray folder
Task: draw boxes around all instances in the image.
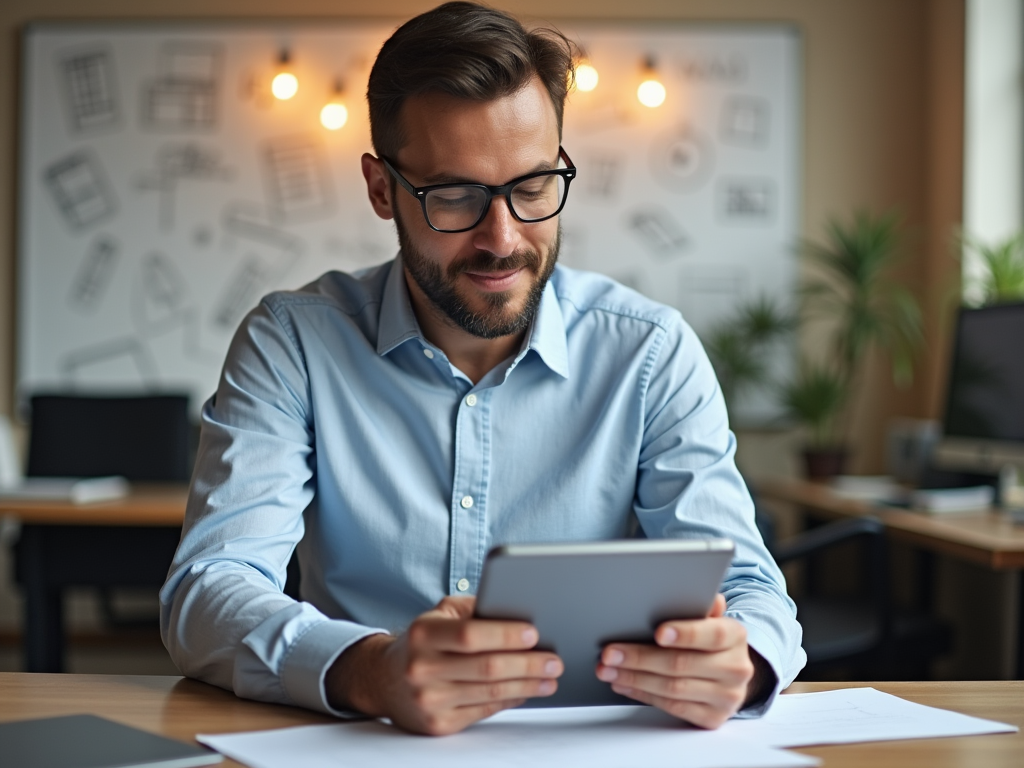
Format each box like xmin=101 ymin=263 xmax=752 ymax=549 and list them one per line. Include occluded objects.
xmin=0 ymin=714 xmax=222 ymax=768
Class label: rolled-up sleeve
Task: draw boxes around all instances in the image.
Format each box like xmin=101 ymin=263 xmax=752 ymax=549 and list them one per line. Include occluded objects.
xmin=634 ymin=315 xmax=805 ymax=715
xmin=159 ymin=299 xmax=385 ymax=715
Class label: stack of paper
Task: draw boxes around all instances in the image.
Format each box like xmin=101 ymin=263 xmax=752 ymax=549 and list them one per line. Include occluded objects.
xmin=910 ymin=486 xmax=994 ymax=513
xmin=0 ymin=476 xmax=129 ymax=504
xmin=198 ymin=688 xmax=1016 ymax=768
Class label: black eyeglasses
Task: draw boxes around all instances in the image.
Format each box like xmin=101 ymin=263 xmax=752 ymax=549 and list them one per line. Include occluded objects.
xmin=381 ymin=147 xmax=576 ymax=234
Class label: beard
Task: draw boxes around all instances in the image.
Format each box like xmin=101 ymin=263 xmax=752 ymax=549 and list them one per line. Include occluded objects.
xmin=394 ymin=206 xmax=560 ymax=340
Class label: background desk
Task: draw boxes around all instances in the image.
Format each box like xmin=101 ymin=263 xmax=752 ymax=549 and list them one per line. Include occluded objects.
xmin=756 ymin=477 xmax=1024 ymax=678
xmin=0 ymin=674 xmax=1021 ymax=768
xmin=0 ymin=485 xmax=188 ymax=672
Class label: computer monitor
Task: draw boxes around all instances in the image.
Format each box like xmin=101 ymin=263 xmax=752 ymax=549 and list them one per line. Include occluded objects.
xmin=933 ymin=302 xmax=1024 ymax=474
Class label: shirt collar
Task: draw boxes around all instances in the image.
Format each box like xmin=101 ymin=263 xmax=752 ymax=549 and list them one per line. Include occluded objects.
xmin=376 ymin=254 xmax=570 ymax=380
xmin=376 ymin=254 xmax=423 ymax=357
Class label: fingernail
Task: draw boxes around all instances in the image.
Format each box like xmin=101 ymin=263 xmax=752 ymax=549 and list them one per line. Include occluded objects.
xmin=605 ymin=649 xmax=624 ymax=666
xmin=522 ymin=628 xmax=538 ymax=645
xmin=544 ymin=659 xmax=561 ymax=676
xmin=659 ymin=627 xmax=678 ymax=645
xmin=612 ymin=684 xmax=632 ymax=695
xmin=598 ymin=666 xmax=618 ymax=682
xmin=539 ymin=680 xmax=556 ymax=695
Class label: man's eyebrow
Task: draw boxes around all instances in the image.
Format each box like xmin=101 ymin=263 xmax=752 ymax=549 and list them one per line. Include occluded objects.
xmin=421 ymin=159 xmax=556 ymax=185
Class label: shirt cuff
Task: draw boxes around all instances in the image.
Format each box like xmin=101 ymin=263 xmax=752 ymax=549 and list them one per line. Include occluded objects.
xmin=733 ymin=622 xmax=784 ymax=719
xmin=279 ymin=619 xmax=389 ymax=717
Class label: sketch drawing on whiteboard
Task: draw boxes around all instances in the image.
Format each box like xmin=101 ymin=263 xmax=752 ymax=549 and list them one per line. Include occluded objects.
xmin=137 ymin=143 xmax=233 ymax=229
xmin=222 ymin=201 xmax=304 ymax=256
xmin=132 ymin=251 xmax=191 ymax=335
xmin=719 ymin=95 xmax=770 ymax=147
xmin=567 ymin=102 xmax=635 ymax=137
xmin=57 ymin=46 xmax=120 ymax=133
xmin=650 ymin=125 xmax=715 ymax=194
xmin=68 ymin=236 xmax=119 ymax=312
xmin=44 ymin=150 xmax=117 ymax=230
xmin=141 ymin=41 xmax=221 ymax=131
xmin=717 ymin=178 xmax=776 ymax=224
xmin=678 ymin=263 xmax=747 ymax=330
xmin=262 ymin=136 xmax=336 ymax=223
xmin=627 ymin=207 xmax=688 ymax=258
xmin=210 ymin=257 xmax=269 ymax=331
xmin=60 ymin=337 xmax=159 ymax=388
xmin=582 ymin=153 xmax=625 ymax=200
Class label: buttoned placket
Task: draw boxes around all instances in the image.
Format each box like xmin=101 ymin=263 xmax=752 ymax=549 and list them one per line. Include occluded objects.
xmin=448 ymin=381 xmax=490 ymax=596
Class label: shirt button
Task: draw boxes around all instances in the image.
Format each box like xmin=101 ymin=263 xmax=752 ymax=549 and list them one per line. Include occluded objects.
xmin=460 ymin=495 xmax=474 ymax=509
xmin=423 ymin=348 xmax=434 ymax=359
xmin=456 ymin=578 xmax=470 ymax=592
xmin=465 ymin=394 xmax=477 ymax=407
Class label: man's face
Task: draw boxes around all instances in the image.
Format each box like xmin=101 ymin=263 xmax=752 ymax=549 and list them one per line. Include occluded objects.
xmin=388 ymin=77 xmax=563 ymax=339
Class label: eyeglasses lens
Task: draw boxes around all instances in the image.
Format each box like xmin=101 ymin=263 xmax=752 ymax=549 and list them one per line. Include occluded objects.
xmin=423 ymin=172 xmax=567 ymax=232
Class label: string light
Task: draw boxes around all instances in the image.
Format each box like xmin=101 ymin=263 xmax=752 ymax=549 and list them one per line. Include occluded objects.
xmin=271 ymin=49 xmax=298 ymax=100
xmin=575 ymin=59 xmax=599 ymax=92
xmin=637 ymin=55 xmax=666 ymax=108
xmin=320 ymin=79 xmax=348 ymax=130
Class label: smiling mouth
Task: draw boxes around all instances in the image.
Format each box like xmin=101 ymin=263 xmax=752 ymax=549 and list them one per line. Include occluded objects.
xmin=463 ymin=268 xmax=524 ymax=291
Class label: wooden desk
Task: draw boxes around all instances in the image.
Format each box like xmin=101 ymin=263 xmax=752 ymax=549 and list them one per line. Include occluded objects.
xmin=0 ymin=485 xmax=189 ymax=672
xmin=756 ymin=477 xmax=1024 ymax=677
xmin=0 ymin=674 xmax=1020 ymax=768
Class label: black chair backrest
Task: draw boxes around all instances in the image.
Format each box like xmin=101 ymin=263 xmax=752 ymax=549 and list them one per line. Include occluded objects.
xmin=27 ymin=394 xmax=191 ymax=482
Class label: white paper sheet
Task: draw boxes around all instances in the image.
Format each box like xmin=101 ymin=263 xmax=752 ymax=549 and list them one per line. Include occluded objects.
xmin=198 ymin=688 xmax=1017 ymax=768
xmin=199 ymin=705 xmax=818 ymax=768
xmin=717 ymin=687 xmax=1017 ymax=747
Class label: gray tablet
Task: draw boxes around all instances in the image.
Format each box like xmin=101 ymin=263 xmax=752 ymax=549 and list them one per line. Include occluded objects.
xmin=474 ymin=538 xmax=735 ymax=707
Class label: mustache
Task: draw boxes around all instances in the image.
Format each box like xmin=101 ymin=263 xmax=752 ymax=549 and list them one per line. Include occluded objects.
xmin=446 ymin=249 xmax=543 ymax=280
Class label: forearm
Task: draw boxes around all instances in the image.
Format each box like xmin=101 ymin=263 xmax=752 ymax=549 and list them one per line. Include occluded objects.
xmin=324 ymin=633 xmax=397 ymax=715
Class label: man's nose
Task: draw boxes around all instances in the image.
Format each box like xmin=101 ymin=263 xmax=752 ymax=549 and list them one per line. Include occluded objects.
xmin=471 ymin=196 xmax=522 ymax=258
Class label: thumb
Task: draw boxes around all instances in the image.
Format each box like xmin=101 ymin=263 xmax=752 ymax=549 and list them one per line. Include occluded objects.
xmin=708 ymin=593 xmax=727 ymax=618
xmin=433 ymin=595 xmax=477 ymax=620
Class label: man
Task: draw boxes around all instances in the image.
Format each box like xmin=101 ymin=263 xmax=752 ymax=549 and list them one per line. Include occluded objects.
xmin=161 ymin=1 xmax=804 ymax=737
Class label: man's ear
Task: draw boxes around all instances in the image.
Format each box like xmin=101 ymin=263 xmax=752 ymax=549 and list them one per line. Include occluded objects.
xmin=361 ymin=153 xmax=394 ymax=221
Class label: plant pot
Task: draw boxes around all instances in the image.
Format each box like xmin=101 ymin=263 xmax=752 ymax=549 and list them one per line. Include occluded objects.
xmin=802 ymin=446 xmax=849 ymax=482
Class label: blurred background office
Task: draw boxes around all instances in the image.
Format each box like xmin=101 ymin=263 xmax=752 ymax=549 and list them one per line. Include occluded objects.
xmin=0 ymin=0 xmax=1021 ymax=683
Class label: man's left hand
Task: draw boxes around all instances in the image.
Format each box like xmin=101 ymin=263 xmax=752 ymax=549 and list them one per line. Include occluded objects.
xmin=596 ymin=594 xmax=764 ymax=729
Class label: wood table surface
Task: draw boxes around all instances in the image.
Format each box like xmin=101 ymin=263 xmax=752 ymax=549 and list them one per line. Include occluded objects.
xmin=0 ymin=483 xmax=188 ymax=526
xmin=0 ymin=674 xmax=1020 ymax=767
xmin=757 ymin=476 xmax=1024 ymax=570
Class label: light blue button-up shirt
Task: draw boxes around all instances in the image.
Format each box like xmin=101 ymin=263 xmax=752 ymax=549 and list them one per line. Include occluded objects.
xmin=160 ymin=256 xmax=805 ymax=718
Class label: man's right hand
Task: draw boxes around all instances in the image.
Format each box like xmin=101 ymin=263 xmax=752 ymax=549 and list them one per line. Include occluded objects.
xmin=325 ymin=595 xmax=563 ymax=735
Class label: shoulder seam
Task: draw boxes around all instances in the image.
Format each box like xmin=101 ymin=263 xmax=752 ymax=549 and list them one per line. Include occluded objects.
xmin=555 ymin=292 xmax=677 ymax=333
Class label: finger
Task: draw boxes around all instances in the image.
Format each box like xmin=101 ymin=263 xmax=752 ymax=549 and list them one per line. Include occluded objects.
xmin=423 ymin=677 xmax=558 ymax=710
xmin=599 ymin=643 xmax=752 ymax=685
xmin=411 ymin=698 xmax=527 ymax=736
xmin=708 ymin=593 xmax=726 ymax=618
xmin=597 ymin=666 xmax=744 ymax=711
xmin=609 ymin=684 xmax=732 ymax=730
xmin=653 ymin=615 xmax=747 ymax=651
xmin=407 ymin=651 xmax=563 ymax=685
xmin=409 ymin=616 xmax=539 ymax=653
xmin=431 ymin=595 xmax=477 ymax=620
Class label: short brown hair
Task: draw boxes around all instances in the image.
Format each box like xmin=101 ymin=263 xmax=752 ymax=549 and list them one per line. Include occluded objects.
xmin=367 ymin=2 xmax=575 ymax=159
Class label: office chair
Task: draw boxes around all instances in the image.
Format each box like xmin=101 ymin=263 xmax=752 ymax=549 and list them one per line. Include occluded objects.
xmin=14 ymin=393 xmax=191 ymax=670
xmin=753 ymin=502 xmax=953 ymax=680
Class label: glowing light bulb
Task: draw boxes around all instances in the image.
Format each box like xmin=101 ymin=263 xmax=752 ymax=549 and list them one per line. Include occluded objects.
xmin=576 ymin=63 xmax=599 ymax=92
xmin=637 ymin=78 xmax=666 ymax=108
xmin=272 ymin=71 xmax=299 ymax=100
xmin=320 ymin=102 xmax=348 ymax=130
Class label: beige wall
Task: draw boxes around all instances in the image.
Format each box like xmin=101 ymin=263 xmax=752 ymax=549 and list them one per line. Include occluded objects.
xmin=0 ymin=0 xmax=964 ymax=473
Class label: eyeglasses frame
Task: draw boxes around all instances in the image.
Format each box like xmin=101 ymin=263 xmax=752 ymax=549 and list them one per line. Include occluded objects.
xmin=380 ymin=147 xmax=576 ymax=234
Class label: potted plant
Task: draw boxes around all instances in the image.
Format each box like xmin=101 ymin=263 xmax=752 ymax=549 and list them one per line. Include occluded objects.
xmin=959 ymin=230 xmax=1024 ymax=306
xmin=782 ymin=211 xmax=922 ymax=480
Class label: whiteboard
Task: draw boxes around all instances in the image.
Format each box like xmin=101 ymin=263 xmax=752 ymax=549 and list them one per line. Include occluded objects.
xmin=18 ymin=21 xmax=800 ymax=422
